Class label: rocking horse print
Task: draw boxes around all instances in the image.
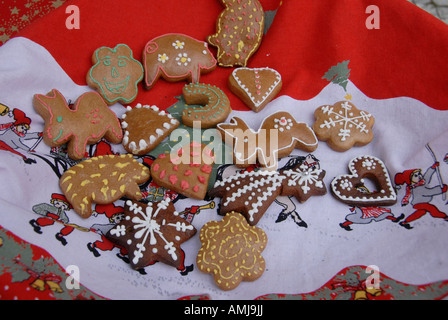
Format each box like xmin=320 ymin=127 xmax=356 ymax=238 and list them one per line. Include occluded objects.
xmin=217 ymin=111 xmax=318 ymax=170
xmin=33 ymin=89 xmax=123 ymax=160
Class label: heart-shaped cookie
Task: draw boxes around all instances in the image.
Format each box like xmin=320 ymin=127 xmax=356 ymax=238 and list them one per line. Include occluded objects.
xmin=150 ymin=142 xmax=215 ymax=199
xmin=331 ymin=155 xmax=397 ymax=206
xmin=228 ymin=67 xmax=282 ymax=112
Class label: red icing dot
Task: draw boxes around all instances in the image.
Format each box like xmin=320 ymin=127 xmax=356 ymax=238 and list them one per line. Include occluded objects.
xmin=184 ymin=170 xmax=193 ymax=176
xmin=159 ymin=170 xmax=166 ymax=179
xmin=193 ymin=185 xmax=199 ymax=192
xmin=198 ymin=175 xmax=206 ymax=184
xmin=201 ymin=165 xmax=212 ymax=174
xmin=169 ymin=175 xmax=178 ymax=185
xmin=158 ymin=153 xmax=166 ymax=159
xmin=152 ymin=163 xmax=160 ymax=172
xmin=181 ymin=180 xmax=190 ymax=190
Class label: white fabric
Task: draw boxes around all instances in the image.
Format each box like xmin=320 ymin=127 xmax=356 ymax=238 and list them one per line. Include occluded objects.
xmin=0 ymin=37 xmax=447 ymax=300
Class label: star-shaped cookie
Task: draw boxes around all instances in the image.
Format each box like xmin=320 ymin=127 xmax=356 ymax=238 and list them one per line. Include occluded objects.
xmin=279 ymin=162 xmax=327 ymax=203
xmin=106 ymin=198 xmax=196 ymax=270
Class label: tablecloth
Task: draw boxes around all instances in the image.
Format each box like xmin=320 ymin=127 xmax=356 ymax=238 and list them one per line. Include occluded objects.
xmin=1 ymin=0 xmax=448 ymax=300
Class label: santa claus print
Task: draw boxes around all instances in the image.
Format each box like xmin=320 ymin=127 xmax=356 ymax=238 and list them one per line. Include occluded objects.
xmin=339 ymin=206 xmax=404 ymax=231
xmin=87 ymin=203 xmax=130 ymax=264
xmin=0 ymin=105 xmax=42 ymax=164
xmin=394 ymin=161 xmax=448 ymax=229
xmin=30 ymin=193 xmax=83 ymax=246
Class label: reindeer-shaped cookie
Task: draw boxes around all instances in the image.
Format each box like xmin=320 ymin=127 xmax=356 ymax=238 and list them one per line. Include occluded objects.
xmin=217 ymin=111 xmax=318 ymax=170
xmin=33 ymin=89 xmax=123 ymax=160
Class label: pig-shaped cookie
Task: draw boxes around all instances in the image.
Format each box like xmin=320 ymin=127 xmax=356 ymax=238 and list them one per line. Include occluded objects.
xmin=142 ymin=34 xmax=217 ymax=90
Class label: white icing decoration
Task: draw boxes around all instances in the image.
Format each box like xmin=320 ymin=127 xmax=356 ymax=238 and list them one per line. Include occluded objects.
xmin=138 ymin=139 xmax=148 ymax=150
xmin=176 ymin=53 xmax=191 ymax=66
xmin=129 ymin=141 xmax=137 ymax=151
xmin=217 ymin=170 xmax=285 ymax=222
xmin=217 ymin=112 xmax=318 ymax=170
xmin=122 ymin=135 xmax=129 ymax=145
xmin=283 ymin=167 xmax=324 ymax=194
xmin=157 ymin=53 xmax=169 ymax=63
xmin=172 ymin=40 xmax=185 ymax=49
xmin=110 ymin=225 xmax=126 ymax=237
xmin=330 ymin=155 xmax=397 ymax=203
xmin=231 ymin=67 xmax=282 ymax=108
xmin=319 ymin=102 xmax=372 ymax=141
xmin=122 ymin=103 xmax=179 ymax=154
xmin=112 ymin=198 xmax=193 ymax=265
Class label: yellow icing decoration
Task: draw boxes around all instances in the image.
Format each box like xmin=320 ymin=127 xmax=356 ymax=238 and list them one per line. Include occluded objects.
xmin=101 ymin=186 xmax=109 ymax=198
xmin=115 ymin=162 xmax=130 ymax=169
xmin=81 ymin=180 xmax=91 ymax=187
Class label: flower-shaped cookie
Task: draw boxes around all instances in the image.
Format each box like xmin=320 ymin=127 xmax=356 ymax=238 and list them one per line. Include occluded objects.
xmin=87 ymin=44 xmax=144 ymax=105
xmin=313 ymin=101 xmax=375 ymax=152
xmin=196 ymin=212 xmax=267 ymax=290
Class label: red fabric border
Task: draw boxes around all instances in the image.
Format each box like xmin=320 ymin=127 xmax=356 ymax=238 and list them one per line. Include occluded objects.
xmin=14 ymin=0 xmax=448 ymax=111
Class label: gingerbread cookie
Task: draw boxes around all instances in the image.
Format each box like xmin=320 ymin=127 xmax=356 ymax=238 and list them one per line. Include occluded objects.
xmin=143 ymin=34 xmax=217 ymax=90
xmin=33 ymin=89 xmax=123 ymax=160
xmin=106 ymin=198 xmax=196 ymax=270
xmin=279 ymin=160 xmax=327 ymax=203
xmin=217 ymin=111 xmax=318 ymax=170
xmin=121 ymin=103 xmax=180 ymax=155
xmin=228 ymin=67 xmax=282 ymax=112
xmin=150 ymin=142 xmax=215 ymax=199
xmin=59 ymin=154 xmax=150 ymax=218
xmin=208 ymin=0 xmax=265 ymax=67
xmin=87 ymin=44 xmax=144 ymax=105
xmin=331 ymin=155 xmax=397 ymax=206
xmin=209 ymin=162 xmax=327 ymax=225
xmin=182 ymin=83 xmax=231 ymax=128
xmin=197 ymin=211 xmax=267 ymax=291
xmin=208 ymin=169 xmax=284 ymax=225
xmin=313 ymin=101 xmax=375 ymax=152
